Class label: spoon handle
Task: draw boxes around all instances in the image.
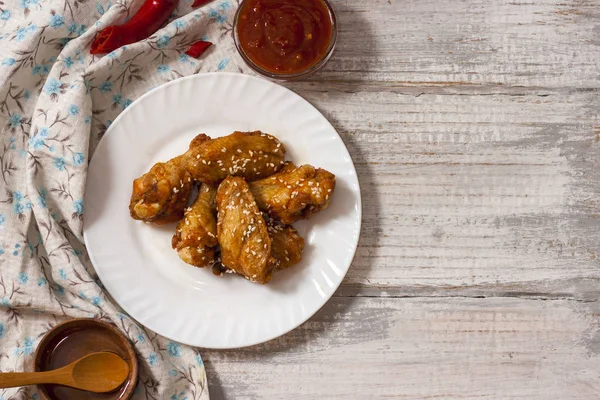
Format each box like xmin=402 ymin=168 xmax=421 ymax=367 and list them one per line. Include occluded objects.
xmin=0 ymin=369 xmax=69 ymax=389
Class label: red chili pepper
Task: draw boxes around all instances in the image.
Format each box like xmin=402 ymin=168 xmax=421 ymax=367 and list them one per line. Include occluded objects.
xmin=90 ymin=0 xmax=178 ymax=54
xmin=191 ymin=0 xmax=210 ymax=7
xmin=185 ymin=41 xmax=212 ymax=58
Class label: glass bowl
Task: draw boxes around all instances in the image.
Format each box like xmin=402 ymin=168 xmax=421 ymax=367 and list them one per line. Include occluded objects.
xmin=233 ymin=0 xmax=338 ymax=81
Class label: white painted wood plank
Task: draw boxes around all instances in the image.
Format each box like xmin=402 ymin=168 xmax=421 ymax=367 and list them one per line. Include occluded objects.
xmin=279 ymin=88 xmax=600 ymax=297
xmin=204 ymin=297 xmax=600 ymax=400
xmin=318 ymin=0 xmax=600 ymax=88
xmin=208 ymin=0 xmax=600 ymax=398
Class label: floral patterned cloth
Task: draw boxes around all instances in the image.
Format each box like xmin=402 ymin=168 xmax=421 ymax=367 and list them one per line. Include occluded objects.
xmin=0 ymin=0 xmax=242 ymax=397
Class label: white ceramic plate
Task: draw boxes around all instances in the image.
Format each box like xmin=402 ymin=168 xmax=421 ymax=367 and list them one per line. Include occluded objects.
xmin=84 ymin=72 xmax=361 ymax=349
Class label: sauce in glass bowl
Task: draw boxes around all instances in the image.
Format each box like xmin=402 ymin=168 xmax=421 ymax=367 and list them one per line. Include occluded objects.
xmin=234 ymin=0 xmax=337 ymax=79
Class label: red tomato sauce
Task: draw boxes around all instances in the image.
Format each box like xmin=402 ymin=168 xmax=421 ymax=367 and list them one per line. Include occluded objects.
xmin=236 ymin=0 xmax=334 ymax=74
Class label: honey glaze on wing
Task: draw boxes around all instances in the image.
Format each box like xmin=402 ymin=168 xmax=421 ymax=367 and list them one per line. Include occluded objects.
xmin=237 ymin=0 xmax=334 ymax=74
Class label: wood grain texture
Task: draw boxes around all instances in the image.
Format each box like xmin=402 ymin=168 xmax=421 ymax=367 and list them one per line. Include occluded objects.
xmin=205 ymin=297 xmax=600 ymax=399
xmin=208 ymin=0 xmax=600 ymax=398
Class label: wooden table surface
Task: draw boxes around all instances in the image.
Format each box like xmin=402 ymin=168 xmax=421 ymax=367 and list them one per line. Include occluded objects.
xmin=204 ymin=1 xmax=600 ymax=398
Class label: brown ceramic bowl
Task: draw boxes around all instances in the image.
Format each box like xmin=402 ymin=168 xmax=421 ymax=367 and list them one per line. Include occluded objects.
xmin=33 ymin=318 xmax=139 ymax=400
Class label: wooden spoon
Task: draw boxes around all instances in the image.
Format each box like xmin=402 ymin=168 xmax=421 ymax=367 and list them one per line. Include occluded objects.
xmin=0 ymin=352 xmax=129 ymax=393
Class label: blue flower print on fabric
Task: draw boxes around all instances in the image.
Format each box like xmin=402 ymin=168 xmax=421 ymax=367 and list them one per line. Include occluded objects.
xmin=208 ymin=7 xmax=227 ymax=24
xmin=96 ymin=3 xmax=107 ymax=15
xmin=0 ymin=10 xmax=11 ymax=20
xmin=2 ymin=58 xmax=16 ymax=66
xmin=29 ymin=135 xmax=43 ymax=149
xmin=49 ymin=14 xmax=65 ymax=29
xmin=148 ymin=352 xmax=158 ymax=366
xmin=67 ymin=23 xmax=86 ymax=36
xmin=166 ymin=341 xmax=181 ymax=357
xmin=38 ymin=127 xmax=49 ymax=137
xmin=9 ymin=114 xmax=23 ymax=128
xmin=72 ymin=152 xmax=85 ymax=165
xmin=58 ymin=269 xmax=67 ymax=280
xmin=53 ymin=157 xmax=66 ymax=171
xmin=98 ymin=80 xmax=112 ymax=92
xmin=20 ymin=0 xmax=40 ymax=9
xmin=68 ymin=104 xmax=79 ymax=115
xmin=0 ymin=214 xmax=5 ymax=225
xmin=15 ymin=337 xmax=35 ymax=356
xmin=14 ymin=202 xmax=24 ymax=215
xmin=38 ymin=188 xmax=47 ymax=207
xmin=15 ymin=25 xmax=36 ymax=41
xmin=43 ymin=78 xmax=65 ymax=100
xmin=157 ymin=64 xmax=170 ymax=74
xmin=32 ymin=63 xmax=50 ymax=76
xmin=73 ymin=199 xmax=84 ymax=215
xmin=0 ymin=323 xmax=5 ymax=339
xmin=63 ymin=56 xmax=74 ymax=68
xmin=112 ymin=93 xmax=122 ymax=106
xmin=218 ymin=1 xmax=231 ymax=10
xmin=179 ymin=53 xmax=191 ymax=64
xmin=157 ymin=35 xmax=171 ymax=49
xmin=18 ymin=272 xmax=28 ymax=284
xmin=218 ymin=58 xmax=229 ymax=71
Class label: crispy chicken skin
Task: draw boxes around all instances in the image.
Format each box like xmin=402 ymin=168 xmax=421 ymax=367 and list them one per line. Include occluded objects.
xmin=130 ymin=131 xmax=284 ymax=224
xmin=216 ymin=177 xmax=274 ymax=284
xmin=186 ymin=131 xmax=286 ymax=185
xmin=172 ymin=184 xmax=218 ymax=267
xmin=266 ymin=218 xmax=304 ymax=270
xmin=249 ymin=163 xmax=336 ymax=225
xmin=129 ymin=134 xmax=211 ymax=224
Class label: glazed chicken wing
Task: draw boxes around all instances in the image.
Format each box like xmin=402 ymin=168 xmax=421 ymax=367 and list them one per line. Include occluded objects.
xmin=186 ymin=131 xmax=286 ymax=184
xmin=129 ymin=134 xmax=211 ymax=224
xmin=266 ymin=218 xmax=304 ymax=270
xmin=130 ymin=131 xmax=285 ymax=224
xmin=249 ymin=163 xmax=336 ymax=225
xmin=216 ymin=177 xmax=274 ymax=284
xmin=171 ymin=184 xmax=218 ymax=268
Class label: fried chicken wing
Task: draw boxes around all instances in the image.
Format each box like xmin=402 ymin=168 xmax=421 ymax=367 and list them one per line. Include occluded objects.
xmin=186 ymin=131 xmax=286 ymax=185
xmin=129 ymin=134 xmax=211 ymax=224
xmin=130 ymin=131 xmax=284 ymax=224
xmin=249 ymin=163 xmax=336 ymax=225
xmin=266 ymin=218 xmax=304 ymax=270
xmin=216 ymin=177 xmax=274 ymax=284
xmin=171 ymin=184 xmax=218 ymax=268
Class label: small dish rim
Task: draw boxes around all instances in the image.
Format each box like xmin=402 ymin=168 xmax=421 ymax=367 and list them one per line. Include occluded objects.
xmin=33 ymin=318 xmax=139 ymax=400
xmin=232 ymin=0 xmax=338 ymax=80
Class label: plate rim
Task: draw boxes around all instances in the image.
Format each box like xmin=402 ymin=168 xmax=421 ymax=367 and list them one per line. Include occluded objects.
xmin=84 ymin=72 xmax=363 ymax=348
